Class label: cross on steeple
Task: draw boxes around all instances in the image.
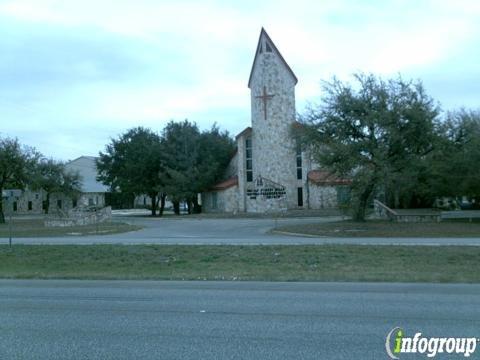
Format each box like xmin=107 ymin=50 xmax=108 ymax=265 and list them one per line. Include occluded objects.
xmin=255 ymin=86 xmax=275 ymax=120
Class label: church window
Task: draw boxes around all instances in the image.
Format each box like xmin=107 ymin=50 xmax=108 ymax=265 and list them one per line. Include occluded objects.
xmin=28 ymin=201 xmax=32 ymax=211
xmin=265 ymin=42 xmax=272 ymax=52
xmin=246 ymin=137 xmax=253 ymax=182
xmin=297 ymin=187 xmax=304 ymax=207
xmin=57 ymin=199 xmax=62 ymax=209
xmin=296 ymin=145 xmax=302 ymax=180
xmin=13 ymin=201 xmax=17 ymax=212
xmin=73 ymin=199 xmax=77 ymax=208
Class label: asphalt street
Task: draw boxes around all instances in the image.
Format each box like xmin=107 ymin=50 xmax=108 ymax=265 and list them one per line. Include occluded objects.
xmin=4 ymin=216 xmax=480 ymax=246
xmin=1 ymin=280 xmax=479 ymax=359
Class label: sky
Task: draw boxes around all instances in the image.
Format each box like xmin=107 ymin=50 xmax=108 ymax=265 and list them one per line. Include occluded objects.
xmin=1 ymin=0 xmax=479 ymax=161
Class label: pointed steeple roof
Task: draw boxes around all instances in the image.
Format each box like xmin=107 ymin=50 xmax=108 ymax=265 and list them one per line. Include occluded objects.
xmin=248 ymin=27 xmax=298 ymax=88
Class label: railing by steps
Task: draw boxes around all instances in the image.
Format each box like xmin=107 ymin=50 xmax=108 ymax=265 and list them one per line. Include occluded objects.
xmin=373 ymin=200 xmax=441 ymax=223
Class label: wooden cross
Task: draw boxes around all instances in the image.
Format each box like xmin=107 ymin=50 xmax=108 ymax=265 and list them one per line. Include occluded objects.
xmin=255 ymin=86 xmax=275 ymax=120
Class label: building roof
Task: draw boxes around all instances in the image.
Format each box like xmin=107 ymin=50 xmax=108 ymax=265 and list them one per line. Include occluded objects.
xmin=235 ymin=127 xmax=252 ymax=139
xmin=308 ymin=170 xmax=352 ymax=186
xmin=211 ymin=176 xmax=238 ymax=191
xmin=66 ymin=156 xmax=109 ymax=193
xmin=248 ymin=27 xmax=298 ymax=88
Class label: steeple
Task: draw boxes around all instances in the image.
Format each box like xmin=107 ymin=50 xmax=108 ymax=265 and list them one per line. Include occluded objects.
xmin=248 ymin=28 xmax=298 ymax=89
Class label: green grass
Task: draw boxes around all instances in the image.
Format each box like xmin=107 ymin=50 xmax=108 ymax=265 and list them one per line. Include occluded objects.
xmin=1 ymin=244 xmax=479 ymax=282
xmin=274 ymin=220 xmax=480 ymax=237
xmin=0 ymin=218 xmax=141 ymax=237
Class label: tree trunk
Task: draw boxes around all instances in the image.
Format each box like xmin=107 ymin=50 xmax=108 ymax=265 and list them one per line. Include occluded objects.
xmin=187 ymin=200 xmax=192 ymax=215
xmin=173 ymin=200 xmax=180 ymax=215
xmin=353 ymin=182 xmax=375 ymax=222
xmin=159 ymin=193 xmax=166 ymax=216
xmin=192 ymin=197 xmax=201 ymax=214
xmin=394 ymin=189 xmax=400 ymax=209
xmin=45 ymin=193 xmax=50 ymax=214
xmin=150 ymin=193 xmax=157 ymax=216
xmin=0 ymin=195 xmax=5 ymax=224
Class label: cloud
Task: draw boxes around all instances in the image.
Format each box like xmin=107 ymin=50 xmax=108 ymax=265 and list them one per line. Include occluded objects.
xmin=0 ymin=0 xmax=479 ymax=159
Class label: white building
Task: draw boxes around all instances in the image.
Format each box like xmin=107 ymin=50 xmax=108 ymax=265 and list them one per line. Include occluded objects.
xmin=3 ymin=156 xmax=107 ymax=215
xmin=64 ymin=156 xmax=108 ymax=208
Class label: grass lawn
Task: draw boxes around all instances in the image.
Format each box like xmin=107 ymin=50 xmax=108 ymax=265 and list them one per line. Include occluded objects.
xmin=274 ymin=220 xmax=480 ymax=237
xmin=0 ymin=244 xmax=479 ymax=283
xmin=0 ymin=218 xmax=141 ymax=237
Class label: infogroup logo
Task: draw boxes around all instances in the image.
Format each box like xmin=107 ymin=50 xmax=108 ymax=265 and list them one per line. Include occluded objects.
xmin=385 ymin=327 xmax=479 ymax=359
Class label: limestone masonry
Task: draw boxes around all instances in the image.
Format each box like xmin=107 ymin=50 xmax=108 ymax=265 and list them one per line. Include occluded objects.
xmin=202 ymin=28 xmax=350 ymax=213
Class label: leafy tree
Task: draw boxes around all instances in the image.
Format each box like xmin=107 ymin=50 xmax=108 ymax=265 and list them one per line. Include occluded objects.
xmin=0 ymin=137 xmax=39 ymax=223
xmin=428 ymin=109 xmax=480 ymax=204
xmin=197 ymin=124 xmax=236 ymax=192
xmin=162 ymin=120 xmax=235 ymax=214
xmin=298 ymin=74 xmax=439 ymax=221
xmin=162 ymin=120 xmax=201 ymax=214
xmin=32 ymin=158 xmax=82 ymax=214
xmin=97 ymin=127 xmax=166 ymax=216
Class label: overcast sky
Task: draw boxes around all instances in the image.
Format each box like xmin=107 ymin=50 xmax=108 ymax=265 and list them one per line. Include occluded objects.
xmin=1 ymin=0 xmax=479 ymax=160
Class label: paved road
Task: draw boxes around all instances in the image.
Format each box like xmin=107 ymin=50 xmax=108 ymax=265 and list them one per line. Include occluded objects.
xmin=5 ymin=216 xmax=480 ymax=246
xmin=1 ymin=280 xmax=479 ymax=359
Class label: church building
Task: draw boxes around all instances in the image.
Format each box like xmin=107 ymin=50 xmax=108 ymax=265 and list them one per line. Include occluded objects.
xmin=202 ymin=28 xmax=350 ymax=213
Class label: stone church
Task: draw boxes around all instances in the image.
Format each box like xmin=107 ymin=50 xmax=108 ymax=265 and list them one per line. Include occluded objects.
xmin=202 ymin=28 xmax=350 ymax=213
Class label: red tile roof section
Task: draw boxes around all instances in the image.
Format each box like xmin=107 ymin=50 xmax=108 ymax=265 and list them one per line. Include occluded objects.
xmin=211 ymin=176 xmax=238 ymax=191
xmin=308 ymin=170 xmax=352 ymax=186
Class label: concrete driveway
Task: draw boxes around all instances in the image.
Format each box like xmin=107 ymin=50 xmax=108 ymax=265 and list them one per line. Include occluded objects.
xmin=4 ymin=215 xmax=480 ymax=245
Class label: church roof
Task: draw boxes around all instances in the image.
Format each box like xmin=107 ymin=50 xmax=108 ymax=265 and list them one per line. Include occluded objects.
xmin=308 ymin=170 xmax=352 ymax=186
xmin=235 ymin=126 xmax=252 ymax=139
xmin=211 ymin=176 xmax=238 ymax=191
xmin=248 ymin=28 xmax=298 ymax=88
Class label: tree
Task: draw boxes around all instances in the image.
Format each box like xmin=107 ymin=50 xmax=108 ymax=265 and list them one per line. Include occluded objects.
xmin=0 ymin=137 xmax=39 ymax=223
xmin=162 ymin=120 xmax=201 ymax=214
xmin=32 ymin=158 xmax=82 ymax=214
xmin=298 ymin=74 xmax=439 ymax=221
xmin=97 ymin=127 xmax=166 ymax=216
xmin=162 ymin=121 xmax=235 ymax=214
xmin=428 ymin=109 xmax=480 ymax=204
xmin=197 ymin=124 xmax=236 ymax=193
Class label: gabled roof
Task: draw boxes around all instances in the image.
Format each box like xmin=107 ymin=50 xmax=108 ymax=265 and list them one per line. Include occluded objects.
xmin=211 ymin=176 xmax=238 ymax=191
xmin=248 ymin=27 xmax=298 ymax=88
xmin=235 ymin=126 xmax=252 ymax=139
xmin=308 ymin=170 xmax=352 ymax=186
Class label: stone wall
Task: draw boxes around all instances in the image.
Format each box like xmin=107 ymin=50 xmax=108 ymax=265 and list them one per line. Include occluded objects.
xmin=3 ymin=190 xmax=105 ymax=216
xmin=236 ymin=132 xmax=247 ymax=212
xmin=245 ymin=196 xmax=288 ymax=213
xmin=49 ymin=192 xmax=105 ymax=214
xmin=3 ymin=189 xmax=45 ymax=215
xmin=308 ymin=185 xmax=338 ymax=209
xmin=45 ymin=206 xmax=112 ymax=227
xmin=202 ymin=186 xmax=239 ymax=213
xmin=249 ymin=34 xmax=299 ymax=210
